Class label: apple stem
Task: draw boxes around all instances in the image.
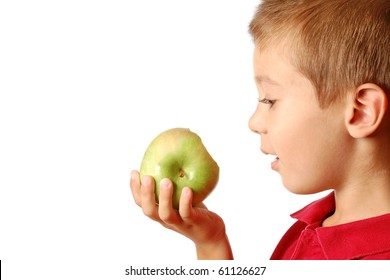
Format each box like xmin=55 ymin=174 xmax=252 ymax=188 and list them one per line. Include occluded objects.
xmin=179 ymin=169 xmax=185 ymax=178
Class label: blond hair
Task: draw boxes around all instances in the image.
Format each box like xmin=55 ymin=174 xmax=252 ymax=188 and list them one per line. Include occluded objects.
xmin=249 ymin=0 xmax=390 ymax=107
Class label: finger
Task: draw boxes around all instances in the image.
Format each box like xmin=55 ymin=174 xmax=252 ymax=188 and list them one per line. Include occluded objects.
xmin=130 ymin=170 xmax=141 ymax=206
xmin=178 ymin=187 xmax=194 ymax=220
xmin=158 ymin=179 xmax=182 ymax=224
xmin=140 ymin=175 xmax=159 ymax=220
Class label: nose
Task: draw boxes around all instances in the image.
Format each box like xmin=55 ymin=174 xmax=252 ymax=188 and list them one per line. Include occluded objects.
xmin=248 ymin=103 xmax=267 ymax=135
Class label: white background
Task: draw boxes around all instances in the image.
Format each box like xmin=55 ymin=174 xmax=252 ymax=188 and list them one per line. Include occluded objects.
xmin=0 ymin=1 xmax=384 ymax=279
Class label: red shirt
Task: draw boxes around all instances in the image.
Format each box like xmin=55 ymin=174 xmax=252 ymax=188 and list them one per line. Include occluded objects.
xmin=271 ymin=192 xmax=390 ymax=259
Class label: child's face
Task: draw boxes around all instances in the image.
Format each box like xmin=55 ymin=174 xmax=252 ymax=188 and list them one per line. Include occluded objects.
xmin=249 ymin=44 xmax=351 ymax=194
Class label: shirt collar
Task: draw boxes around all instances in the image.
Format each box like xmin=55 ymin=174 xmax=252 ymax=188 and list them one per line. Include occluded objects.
xmin=290 ymin=191 xmax=335 ymax=224
xmin=291 ymin=191 xmax=390 ymax=259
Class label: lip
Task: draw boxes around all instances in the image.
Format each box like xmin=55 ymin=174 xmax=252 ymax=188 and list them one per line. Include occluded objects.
xmin=271 ymin=156 xmax=280 ymax=170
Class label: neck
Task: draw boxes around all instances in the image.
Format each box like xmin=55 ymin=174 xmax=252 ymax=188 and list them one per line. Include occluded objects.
xmin=323 ymin=139 xmax=390 ymax=227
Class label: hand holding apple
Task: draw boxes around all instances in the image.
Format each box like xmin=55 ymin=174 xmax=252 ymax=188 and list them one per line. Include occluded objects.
xmin=130 ymin=170 xmax=233 ymax=259
xmin=139 ymin=128 xmax=219 ymax=209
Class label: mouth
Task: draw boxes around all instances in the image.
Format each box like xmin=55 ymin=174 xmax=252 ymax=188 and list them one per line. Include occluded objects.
xmin=271 ymin=156 xmax=280 ymax=170
xmin=263 ymin=151 xmax=278 ymax=159
xmin=261 ymin=149 xmax=280 ymax=170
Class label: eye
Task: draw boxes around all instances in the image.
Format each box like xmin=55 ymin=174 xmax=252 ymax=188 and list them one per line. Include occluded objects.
xmin=258 ymin=97 xmax=276 ymax=107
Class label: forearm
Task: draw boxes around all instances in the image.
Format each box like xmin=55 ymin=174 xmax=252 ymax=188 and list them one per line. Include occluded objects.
xmin=195 ymin=234 xmax=234 ymax=260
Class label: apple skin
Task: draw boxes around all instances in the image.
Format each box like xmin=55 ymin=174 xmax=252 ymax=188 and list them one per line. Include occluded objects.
xmin=139 ymin=128 xmax=219 ymax=209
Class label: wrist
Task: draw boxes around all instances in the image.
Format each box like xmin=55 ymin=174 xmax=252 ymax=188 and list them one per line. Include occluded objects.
xmin=195 ymin=234 xmax=233 ymax=260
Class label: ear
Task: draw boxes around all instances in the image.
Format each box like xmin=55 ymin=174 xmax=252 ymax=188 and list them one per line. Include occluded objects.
xmin=346 ymin=83 xmax=388 ymax=138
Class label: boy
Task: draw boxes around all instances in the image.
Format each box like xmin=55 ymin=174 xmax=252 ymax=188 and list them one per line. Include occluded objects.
xmin=130 ymin=0 xmax=390 ymax=259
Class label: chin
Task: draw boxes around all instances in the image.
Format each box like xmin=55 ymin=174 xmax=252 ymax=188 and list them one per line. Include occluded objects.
xmin=282 ymin=178 xmax=329 ymax=195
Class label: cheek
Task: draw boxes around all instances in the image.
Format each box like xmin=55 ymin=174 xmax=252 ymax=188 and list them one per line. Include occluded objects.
xmin=277 ymin=143 xmax=333 ymax=194
xmin=271 ymin=113 xmax=310 ymax=160
xmin=271 ymin=115 xmax=339 ymax=193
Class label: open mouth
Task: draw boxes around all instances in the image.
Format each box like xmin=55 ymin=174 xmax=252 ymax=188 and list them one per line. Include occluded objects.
xmin=262 ymin=152 xmax=280 ymax=170
xmin=265 ymin=154 xmax=278 ymax=161
xmin=271 ymin=156 xmax=280 ymax=170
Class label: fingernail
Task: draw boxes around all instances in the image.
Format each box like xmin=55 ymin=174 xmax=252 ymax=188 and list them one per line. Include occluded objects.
xmin=141 ymin=176 xmax=150 ymax=185
xmin=160 ymin=178 xmax=170 ymax=189
xmin=182 ymin=187 xmax=190 ymax=196
xmin=130 ymin=170 xmax=136 ymax=180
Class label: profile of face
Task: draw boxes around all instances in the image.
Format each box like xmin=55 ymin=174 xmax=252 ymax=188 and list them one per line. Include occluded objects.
xmin=248 ymin=44 xmax=351 ymax=194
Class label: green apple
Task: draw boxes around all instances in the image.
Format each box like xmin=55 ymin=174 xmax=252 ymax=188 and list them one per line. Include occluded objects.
xmin=139 ymin=128 xmax=219 ymax=209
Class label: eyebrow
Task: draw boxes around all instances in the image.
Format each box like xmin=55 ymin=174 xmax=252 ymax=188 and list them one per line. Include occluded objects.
xmin=254 ymin=75 xmax=281 ymax=86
